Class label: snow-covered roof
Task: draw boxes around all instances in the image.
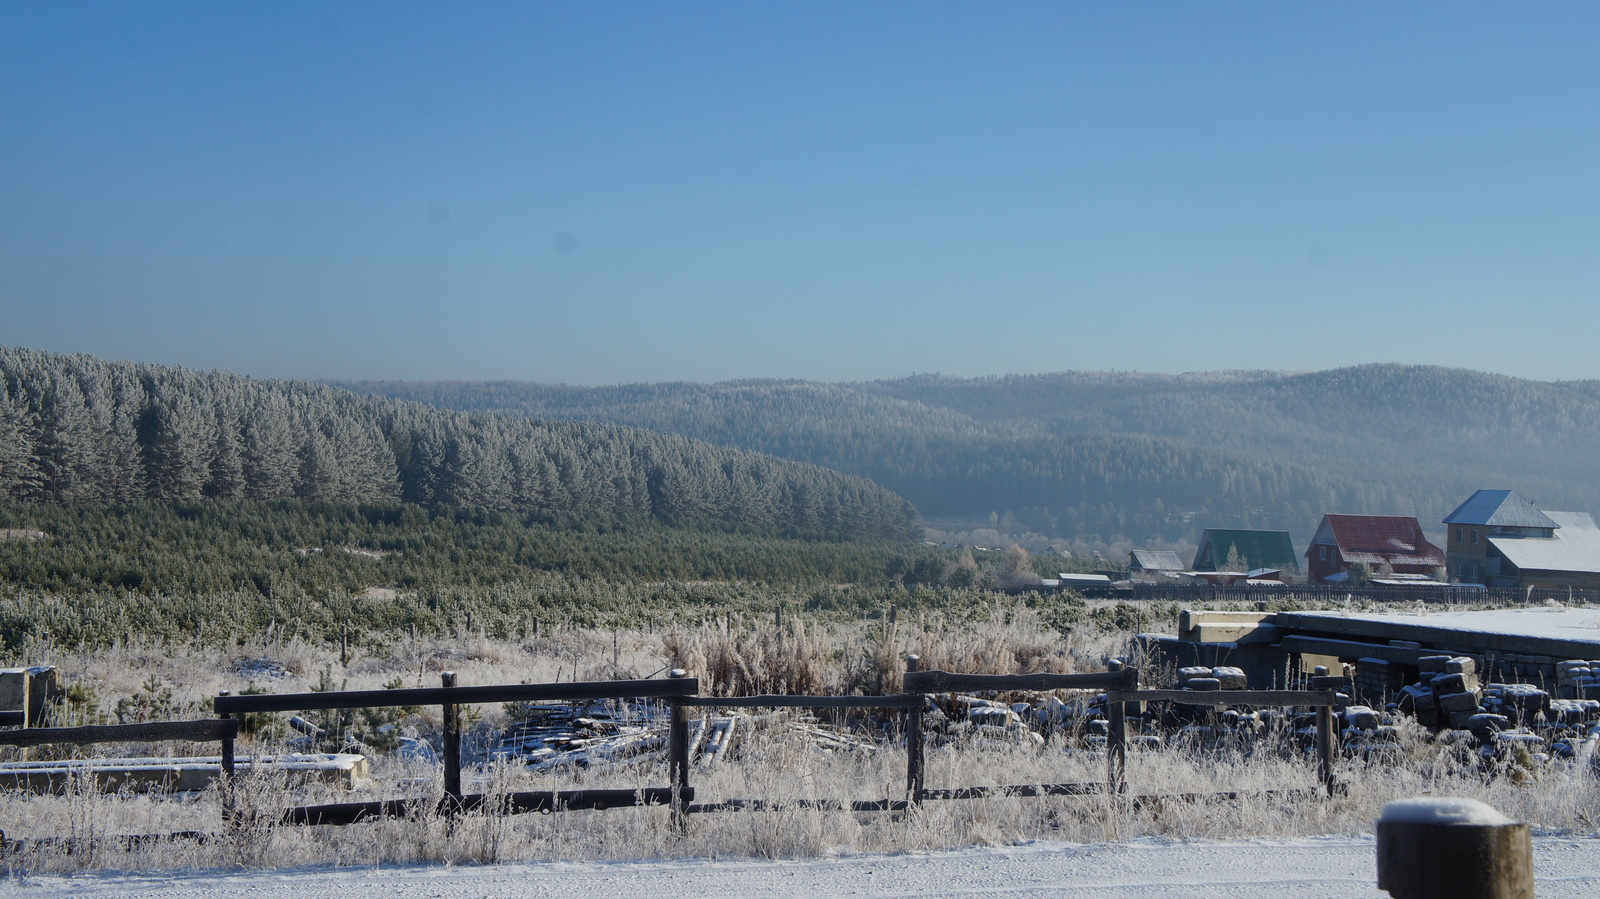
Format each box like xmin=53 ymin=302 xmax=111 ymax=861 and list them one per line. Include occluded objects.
xmin=1490 ymin=511 xmax=1600 ymax=575
xmin=1443 ymin=489 xmax=1558 ymax=529
xmin=1128 ymin=550 xmax=1184 ymax=571
xmin=1057 ymin=573 xmax=1113 ymax=585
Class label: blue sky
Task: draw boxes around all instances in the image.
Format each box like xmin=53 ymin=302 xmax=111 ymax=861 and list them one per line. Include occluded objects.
xmin=3 ymin=3 xmax=1597 ymax=384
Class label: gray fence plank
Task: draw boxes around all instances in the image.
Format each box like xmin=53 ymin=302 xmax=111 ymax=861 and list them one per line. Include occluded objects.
xmin=1107 ymin=689 xmax=1338 ymax=707
xmin=0 ymin=719 xmax=239 ymax=748
xmin=905 ymin=669 xmax=1138 ymax=694
xmin=675 ymin=694 xmax=923 ymax=709
xmin=215 ymin=677 xmax=699 ymax=714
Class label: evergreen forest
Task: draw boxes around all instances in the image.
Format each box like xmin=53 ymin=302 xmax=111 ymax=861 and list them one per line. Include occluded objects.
xmin=0 ymin=347 xmax=916 ymax=541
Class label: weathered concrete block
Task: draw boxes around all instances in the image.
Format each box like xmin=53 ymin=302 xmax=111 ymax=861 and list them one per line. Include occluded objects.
xmin=1418 ymin=655 xmax=1452 ymax=675
xmin=1467 ymin=713 xmax=1511 ymax=740
xmin=1212 ymin=666 xmax=1249 ymax=690
xmin=1438 ymin=691 xmax=1481 ymax=713
xmin=0 ymin=669 xmax=29 ymax=714
xmin=1397 ymin=684 xmax=1433 ymax=715
xmin=1344 ymin=706 xmax=1381 ymax=730
xmin=1492 ymin=684 xmax=1551 ymax=714
xmin=1445 ymin=657 xmax=1477 ymax=677
xmin=1184 ymin=677 xmax=1222 ymax=692
xmin=1432 ymin=672 xmax=1480 ymax=695
xmin=1177 ymin=667 xmax=1214 ymax=684
xmin=26 ymin=667 xmax=60 ymax=727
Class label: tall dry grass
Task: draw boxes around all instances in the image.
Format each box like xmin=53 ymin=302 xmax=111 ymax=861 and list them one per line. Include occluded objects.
xmin=6 ymin=712 xmax=1600 ymax=876
xmin=5 ymin=600 xmax=1599 ymax=874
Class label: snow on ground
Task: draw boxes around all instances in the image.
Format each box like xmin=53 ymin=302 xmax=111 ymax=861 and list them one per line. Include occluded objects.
xmin=10 ymin=836 xmax=1600 ymax=898
xmin=1298 ymin=606 xmax=1600 ymax=643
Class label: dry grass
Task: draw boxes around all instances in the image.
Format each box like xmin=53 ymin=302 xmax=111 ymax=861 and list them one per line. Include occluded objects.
xmin=6 ymin=717 xmax=1600 ymax=876
xmin=5 ymin=603 xmax=1600 ymax=874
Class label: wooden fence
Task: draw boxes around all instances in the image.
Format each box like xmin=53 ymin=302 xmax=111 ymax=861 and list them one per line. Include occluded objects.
xmin=212 ymin=672 xmax=700 ymax=825
xmin=0 ymin=665 xmax=1346 ymax=840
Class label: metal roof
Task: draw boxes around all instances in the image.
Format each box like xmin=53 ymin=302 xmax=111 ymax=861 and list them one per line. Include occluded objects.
xmin=1310 ymin=514 xmax=1446 ymax=567
xmin=1442 ymin=490 xmax=1558 ymax=529
xmin=1489 ymin=511 xmax=1600 ymax=575
xmin=1129 ymin=550 xmax=1184 ymax=571
xmin=1193 ymin=528 xmax=1299 ymax=575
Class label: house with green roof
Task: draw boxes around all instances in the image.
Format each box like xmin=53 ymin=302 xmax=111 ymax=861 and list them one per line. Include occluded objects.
xmin=1192 ymin=528 xmax=1299 ymax=577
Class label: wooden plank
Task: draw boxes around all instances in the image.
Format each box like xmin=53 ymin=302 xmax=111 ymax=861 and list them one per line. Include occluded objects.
xmin=440 ymin=672 xmax=461 ymax=809
xmin=919 ymin=782 xmax=1105 ymax=800
xmin=1282 ymin=634 xmax=1452 ymax=666
xmin=1106 ymin=689 xmax=1338 ymax=707
xmin=685 ymin=797 xmax=910 ymax=813
xmin=1317 ymin=704 xmax=1337 ymax=795
xmin=215 ymin=676 xmax=700 ymax=714
xmin=667 ymin=669 xmax=691 ymax=824
xmin=675 ymin=694 xmax=924 ymax=709
xmin=905 ymin=656 xmax=924 ymax=803
xmin=904 ymin=669 xmax=1137 ymax=694
xmin=284 ymin=787 xmax=689 ymax=825
xmin=1106 ymin=677 xmax=1127 ymax=795
xmin=0 ymin=719 xmax=239 ymax=748
xmin=1130 ymin=788 xmax=1320 ymax=809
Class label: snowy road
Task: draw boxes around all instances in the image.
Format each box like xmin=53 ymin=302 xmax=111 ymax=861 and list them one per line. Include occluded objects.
xmin=9 ymin=836 xmax=1600 ymax=898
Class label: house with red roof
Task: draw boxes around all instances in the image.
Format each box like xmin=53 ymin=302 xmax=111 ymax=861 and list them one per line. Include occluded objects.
xmin=1305 ymin=514 xmax=1446 ymax=584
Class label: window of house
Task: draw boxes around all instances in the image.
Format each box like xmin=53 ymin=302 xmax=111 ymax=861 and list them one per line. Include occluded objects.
xmin=1318 ymin=547 xmax=1327 ymax=562
xmin=1454 ymin=528 xmax=1462 ymax=544
xmin=1471 ymin=529 xmax=1478 ymax=544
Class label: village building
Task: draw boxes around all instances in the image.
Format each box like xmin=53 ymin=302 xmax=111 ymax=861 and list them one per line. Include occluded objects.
xmin=1191 ymin=528 xmax=1299 ymax=578
xmin=1304 ymin=514 xmax=1446 ymax=584
xmin=1442 ymin=489 xmax=1600 ymax=590
xmin=1127 ymin=549 xmax=1184 ymax=576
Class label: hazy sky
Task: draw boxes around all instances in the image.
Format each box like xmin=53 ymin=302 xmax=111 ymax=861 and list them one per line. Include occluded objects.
xmin=3 ymin=3 xmax=1597 ymax=384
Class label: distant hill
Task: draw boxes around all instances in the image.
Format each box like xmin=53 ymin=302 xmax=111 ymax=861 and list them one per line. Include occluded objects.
xmin=333 ymin=365 xmax=1600 ymax=545
xmin=0 ymin=347 xmax=917 ymax=540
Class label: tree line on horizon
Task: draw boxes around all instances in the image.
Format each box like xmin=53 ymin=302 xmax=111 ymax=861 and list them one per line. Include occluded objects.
xmin=336 ymin=364 xmax=1600 ymax=546
xmin=0 ymin=347 xmax=917 ymax=540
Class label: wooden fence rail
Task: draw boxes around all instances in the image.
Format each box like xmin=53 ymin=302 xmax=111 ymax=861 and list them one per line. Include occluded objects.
xmin=215 ymin=672 xmax=702 ymax=818
xmin=0 ymin=665 xmax=1347 ymax=844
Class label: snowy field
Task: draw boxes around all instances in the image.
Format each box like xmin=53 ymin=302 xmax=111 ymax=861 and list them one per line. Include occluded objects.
xmin=10 ymin=836 xmax=1600 ymax=899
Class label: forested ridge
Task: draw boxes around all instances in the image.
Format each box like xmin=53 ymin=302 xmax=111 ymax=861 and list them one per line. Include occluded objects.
xmin=0 ymin=347 xmax=916 ymax=540
xmin=337 ymin=365 xmax=1600 ymax=545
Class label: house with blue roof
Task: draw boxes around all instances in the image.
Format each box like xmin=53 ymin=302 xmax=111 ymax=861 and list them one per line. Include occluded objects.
xmin=1443 ymin=489 xmax=1600 ymax=589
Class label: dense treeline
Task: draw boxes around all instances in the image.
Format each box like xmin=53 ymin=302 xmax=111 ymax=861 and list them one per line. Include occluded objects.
xmin=0 ymin=499 xmax=1000 ymax=649
xmin=338 ymin=365 xmax=1600 ymax=544
xmin=0 ymin=347 xmax=916 ymax=540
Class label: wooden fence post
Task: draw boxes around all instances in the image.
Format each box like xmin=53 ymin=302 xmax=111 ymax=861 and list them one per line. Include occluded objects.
xmin=1316 ymin=702 xmax=1337 ymax=795
xmin=441 ymin=671 xmax=461 ymax=812
xmin=668 ymin=668 xmax=691 ymax=823
xmin=217 ymin=690 xmax=236 ymax=824
xmin=1377 ymin=798 xmax=1532 ymax=899
xmin=339 ymin=625 xmax=348 ymax=667
xmin=1106 ymin=661 xmax=1127 ymax=796
xmin=905 ymin=654 xmax=925 ymax=805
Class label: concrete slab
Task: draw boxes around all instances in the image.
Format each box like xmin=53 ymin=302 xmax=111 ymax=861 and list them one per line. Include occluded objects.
xmin=0 ymin=753 xmax=369 ymax=794
xmin=1275 ymin=608 xmax=1600 ymax=662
